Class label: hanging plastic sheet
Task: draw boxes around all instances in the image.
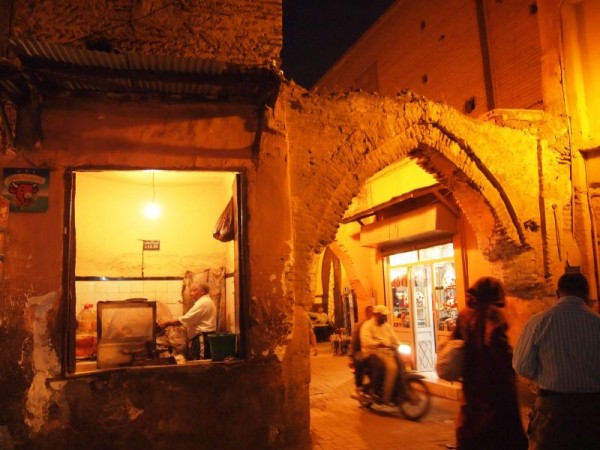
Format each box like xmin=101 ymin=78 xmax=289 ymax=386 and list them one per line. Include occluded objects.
xmin=213 ymin=198 xmax=234 ymax=242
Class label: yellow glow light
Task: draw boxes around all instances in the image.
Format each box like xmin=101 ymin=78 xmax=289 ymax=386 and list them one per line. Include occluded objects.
xmin=144 ymin=202 xmax=161 ymax=219
xmin=398 ymin=343 xmax=412 ymax=356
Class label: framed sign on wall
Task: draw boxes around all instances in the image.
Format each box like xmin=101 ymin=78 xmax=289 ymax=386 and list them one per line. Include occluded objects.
xmin=2 ymin=168 xmax=50 ymax=212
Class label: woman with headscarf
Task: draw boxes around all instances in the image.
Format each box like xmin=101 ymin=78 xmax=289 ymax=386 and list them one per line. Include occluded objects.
xmin=451 ymin=277 xmax=527 ymax=450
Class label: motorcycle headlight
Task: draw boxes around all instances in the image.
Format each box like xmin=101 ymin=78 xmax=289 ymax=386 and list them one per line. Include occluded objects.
xmin=398 ymin=343 xmax=412 ymax=356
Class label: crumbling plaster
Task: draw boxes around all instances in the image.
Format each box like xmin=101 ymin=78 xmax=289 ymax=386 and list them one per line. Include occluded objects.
xmin=25 ymin=291 xmax=62 ymax=434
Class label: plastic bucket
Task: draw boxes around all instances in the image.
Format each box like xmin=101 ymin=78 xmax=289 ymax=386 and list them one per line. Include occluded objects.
xmin=208 ymin=333 xmax=237 ymax=361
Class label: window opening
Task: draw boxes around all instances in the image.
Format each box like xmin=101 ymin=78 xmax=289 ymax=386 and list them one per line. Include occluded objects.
xmin=66 ymin=170 xmax=243 ymax=374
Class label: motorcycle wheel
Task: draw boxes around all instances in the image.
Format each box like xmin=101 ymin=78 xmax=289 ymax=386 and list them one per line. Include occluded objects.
xmin=398 ymin=377 xmax=431 ymax=421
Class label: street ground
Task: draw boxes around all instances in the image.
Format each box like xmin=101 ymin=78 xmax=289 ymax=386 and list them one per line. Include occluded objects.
xmin=309 ymin=341 xmax=459 ymax=450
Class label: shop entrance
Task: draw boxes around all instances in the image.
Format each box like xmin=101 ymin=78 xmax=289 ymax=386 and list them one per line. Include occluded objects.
xmin=384 ymin=243 xmax=458 ymax=372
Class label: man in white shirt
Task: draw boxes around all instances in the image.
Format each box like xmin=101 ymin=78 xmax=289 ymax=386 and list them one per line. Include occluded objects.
xmin=159 ymin=281 xmax=216 ymax=360
xmin=360 ymin=304 xmax=400 ymax=403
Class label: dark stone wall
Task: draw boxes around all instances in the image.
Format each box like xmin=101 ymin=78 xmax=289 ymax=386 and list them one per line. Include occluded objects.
xmin=7 ymin=0 xmax=282 ymax=66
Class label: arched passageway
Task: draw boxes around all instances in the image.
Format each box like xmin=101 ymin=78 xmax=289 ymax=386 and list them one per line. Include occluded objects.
xmin=280 ymin=83 xmax=588 ymax=379
xmin=284 ymin=87 xmax=552 ymax=309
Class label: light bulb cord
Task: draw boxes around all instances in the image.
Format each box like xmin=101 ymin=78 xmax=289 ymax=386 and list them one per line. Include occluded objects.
xmin=152 ymin=172 xmax=156 ymax=203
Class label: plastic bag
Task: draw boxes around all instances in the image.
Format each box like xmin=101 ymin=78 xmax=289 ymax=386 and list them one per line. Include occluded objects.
xmin=435 ymin=338 xmax=465 ymax=381
xmin=213 ymin=198 xmax=234 ymax=242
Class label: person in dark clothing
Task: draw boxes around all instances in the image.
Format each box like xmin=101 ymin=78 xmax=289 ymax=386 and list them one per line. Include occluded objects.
xmin=308 ymin=316 xmax=318 ymax=356
xmin=451 ymin=277 xmax=527 ymax=450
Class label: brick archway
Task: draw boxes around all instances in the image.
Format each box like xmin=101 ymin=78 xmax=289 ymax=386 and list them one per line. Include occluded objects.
xmin=284 ymin=86 xmax=542 ymax=301
xmin=325 ymin=242 xmax=370 ymax=308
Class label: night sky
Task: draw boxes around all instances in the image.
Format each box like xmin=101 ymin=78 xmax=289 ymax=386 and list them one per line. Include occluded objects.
xmin=281 ymin=0 xmax=395 ymax=89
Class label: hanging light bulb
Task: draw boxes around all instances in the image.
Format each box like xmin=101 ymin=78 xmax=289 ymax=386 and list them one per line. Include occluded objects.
xmin=144 ymin=202 xmax=161 ymax=219
xmin=143 ymin=171 xmax=161 ymax=219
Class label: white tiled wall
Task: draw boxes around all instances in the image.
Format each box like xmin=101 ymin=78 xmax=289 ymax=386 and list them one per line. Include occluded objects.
xmin=75 ymin=279 xmax=184 ymax=319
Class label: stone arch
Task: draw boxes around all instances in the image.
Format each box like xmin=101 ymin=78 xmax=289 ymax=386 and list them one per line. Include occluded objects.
xmin=319 ymin=246 xmax=341 ymax=318
xmin=311 ymin=114 xmax=528 ymax=260
xmin=326 ymin=242 xmax=370 ymax=308
xmin=309 ymin=243 xmax=369 ymax=327
xmin=285 ymin=87 xmax=541 ymax=298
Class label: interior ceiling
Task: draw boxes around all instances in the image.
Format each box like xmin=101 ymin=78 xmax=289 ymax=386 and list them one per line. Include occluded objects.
xmin=78 ymin=170 xmax=235 ymax=187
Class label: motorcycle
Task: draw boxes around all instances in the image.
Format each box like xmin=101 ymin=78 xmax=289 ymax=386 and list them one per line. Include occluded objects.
xmin=350 ymin=343 xmax=431 ymax=421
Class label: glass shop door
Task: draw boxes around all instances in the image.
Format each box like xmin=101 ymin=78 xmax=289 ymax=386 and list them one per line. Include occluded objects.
xmin=410 ymin=264 xmax=435 ymax=371
xmin=386 ymin=243 xmax=455 ymax=373
xmin=433 ymin=261 xmax=458 ymax=346
xmin=389 ymin=265 xmax=414 ymax=367
xmin=388 ymin=264 xmax=435 ymax=371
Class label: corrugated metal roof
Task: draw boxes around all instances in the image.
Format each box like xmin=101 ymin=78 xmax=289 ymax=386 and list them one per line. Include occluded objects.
xmin=0 ymin=79 xmax=22 ymax=97
xmin=6 ymin=39 xmax=279 ymax=103
xmin=13 ymin=39 xmax=226 ymax=75
xmin=0 ymin=58 xmax=27 ymax=101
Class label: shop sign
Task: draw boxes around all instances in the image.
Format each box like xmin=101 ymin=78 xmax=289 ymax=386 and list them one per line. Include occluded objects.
xmin=143 ymin=240 xmax=160 ymax=251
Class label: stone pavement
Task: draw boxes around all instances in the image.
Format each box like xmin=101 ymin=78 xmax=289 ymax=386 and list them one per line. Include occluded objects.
xmin=309 ymin=342 xmax=459 ymax=450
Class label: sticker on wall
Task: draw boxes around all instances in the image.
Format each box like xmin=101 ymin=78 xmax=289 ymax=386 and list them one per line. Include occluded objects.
xmin=0 ymin=196 xmax=8 ymax=278
xmin=0 ymin=195 xmax=8 ymax=228
xmin=2 ymin=168 xmax=50 ymax=212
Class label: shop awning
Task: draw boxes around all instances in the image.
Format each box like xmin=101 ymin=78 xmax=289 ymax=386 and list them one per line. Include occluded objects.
xmin=341 ymin=185 xmax=458 ymax=225
xmin=360 ymin=202 xmax=457 ymax=249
